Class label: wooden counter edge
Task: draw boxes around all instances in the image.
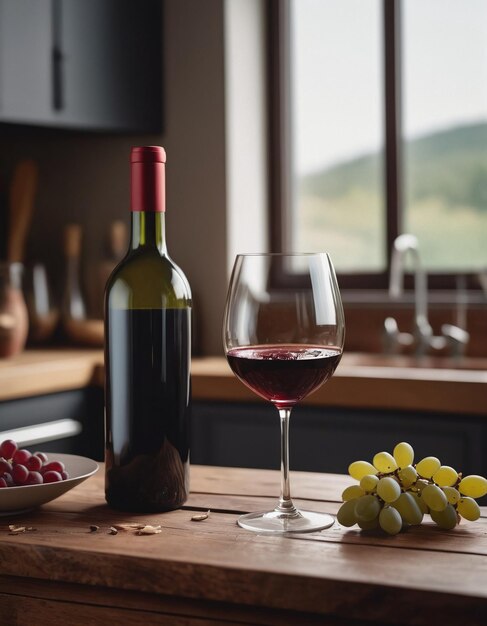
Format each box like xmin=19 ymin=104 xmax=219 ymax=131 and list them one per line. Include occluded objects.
xmin=191 ymin=357 xmax=487 ymax=416
xmin=0 ymin=349 xmax=104 ymax=402
xmin=0 ymin=351 xmax=486 ymax=416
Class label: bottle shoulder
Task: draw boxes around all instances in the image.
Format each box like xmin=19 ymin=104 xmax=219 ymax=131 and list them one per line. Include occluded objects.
xmin=106 ymin=249 xmax=191 ymax=310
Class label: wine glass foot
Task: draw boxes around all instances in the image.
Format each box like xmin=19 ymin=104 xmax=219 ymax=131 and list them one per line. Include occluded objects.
xmin=237 ymin=509 xmax=334 ymax=534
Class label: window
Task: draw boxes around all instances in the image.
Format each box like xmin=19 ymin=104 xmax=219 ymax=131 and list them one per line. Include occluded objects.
xmin=403 ymin=0 xmax=487 ymax=272
xmin=270 ymin=0 xmax=487 ymax=289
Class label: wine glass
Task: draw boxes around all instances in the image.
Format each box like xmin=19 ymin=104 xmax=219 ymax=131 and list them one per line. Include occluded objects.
xmin=223 ymin=253 xmax=345 ymax=534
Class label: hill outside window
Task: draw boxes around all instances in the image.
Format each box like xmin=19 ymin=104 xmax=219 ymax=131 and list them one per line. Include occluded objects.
xmin=270 ymin=0 xmax=487 ymax=292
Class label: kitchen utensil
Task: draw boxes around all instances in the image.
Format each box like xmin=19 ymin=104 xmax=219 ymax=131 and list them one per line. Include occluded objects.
xmin=95 ymin=220 xmax=128 ymax=318
xmin=0 ymin=159 xmax=39 ymax=357
xmin=63 ymin=317 xmax=104 ymax=346
xmin=61 ymin=223 xmax=104 ymax=346
xmin=7 ymin=160 xmax=38 ymax=264
xmin=23 ymin=263 xmax=59 ymax=343
xmin=0 ymin=262 xmax=29 ymax=357
xmin=61 ymin=223 xmax=87 ymax=321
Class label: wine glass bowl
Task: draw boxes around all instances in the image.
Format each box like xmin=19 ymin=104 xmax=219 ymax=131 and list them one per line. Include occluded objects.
xmin=223 ymin=253 xmax=345 ymax=534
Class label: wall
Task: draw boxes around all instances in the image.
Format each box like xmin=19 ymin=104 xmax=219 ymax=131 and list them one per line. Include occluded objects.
xmin=0 ymin=0 xmax=229 ymax=355
xmin=224 ymin=0 xmax=269 ymax=268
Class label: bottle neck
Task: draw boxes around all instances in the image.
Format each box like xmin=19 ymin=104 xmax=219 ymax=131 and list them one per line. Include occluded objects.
xmin=130 ymin=211 xmax=167 ymax=255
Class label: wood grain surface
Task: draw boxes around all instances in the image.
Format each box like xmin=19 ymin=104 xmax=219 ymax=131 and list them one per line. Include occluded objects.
xmin=0 ymin=465 xmax=486 ymax=625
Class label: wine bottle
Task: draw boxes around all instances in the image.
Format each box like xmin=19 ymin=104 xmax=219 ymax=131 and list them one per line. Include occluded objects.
xmin=104 ymin=146 xmax=192 ymax=512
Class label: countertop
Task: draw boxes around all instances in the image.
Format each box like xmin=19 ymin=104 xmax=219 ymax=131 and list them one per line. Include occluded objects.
xmin=0 ymin=348 xmax=486 ymax=415
xmin=0 ymin=464 xmax=486 ymax=625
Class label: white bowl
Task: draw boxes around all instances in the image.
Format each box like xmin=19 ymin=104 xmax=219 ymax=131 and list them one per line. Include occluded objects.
xmin=0 ymin=453 xmax=99 ymax=515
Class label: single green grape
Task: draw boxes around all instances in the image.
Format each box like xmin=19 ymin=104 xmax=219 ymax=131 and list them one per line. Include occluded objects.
xmin=337 ymin=499 xmax=359 ymax=527
xmin=458 ymin=475 xmax=487 ymax=499
xmin=430 ymin=504 xmax=458 ymax=530
xmin=457 ymin=497 xmax=481 ymax=521
xmin=393 ymin=442 xmax=414 ymax=468
xmin=373 ymin=451 xmax=398 ymax=473
xmin=416 ymin=456 xmax=441 ymax=479
xmin=413 ymin=479 xmax=429 ymax=493
xmin=433 ymin=466 xmax=458 ymax=488
xmin=354 ymin=495 xmax=381 ymax=522
xmin=379 ymin=506 xmax=402 ymax=535
xmin=398 ymin=465 xmax=418 ymax=489
xmin=421 ymin=484 xmax=448 ymax=512
xmin=360 ymin=474 xmax=379 ymax=493
xmin=442 ymin=486 xmax=460 ymax=505
xmin=349 ymin=460 xmax=378 ymax=481
xmin=392 ymin=492 xmax=423 ymax=525
xmin=377 ymin=477 xmax=401 ymax=503
xmin=411 ymin=491 xmax=429 ymax=514
xmin=358 ymin=517 xmax=379 ymax=530
xmin=342 ymin=485 xmax=365 ymax=501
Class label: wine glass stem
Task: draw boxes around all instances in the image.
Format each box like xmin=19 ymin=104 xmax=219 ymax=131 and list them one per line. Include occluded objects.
xmin=277 ymin=408 xmax=297 ymax=514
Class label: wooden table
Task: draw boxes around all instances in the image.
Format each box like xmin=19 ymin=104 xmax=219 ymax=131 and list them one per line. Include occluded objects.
xmin=0 ymin=465 xmax=486 ymax=625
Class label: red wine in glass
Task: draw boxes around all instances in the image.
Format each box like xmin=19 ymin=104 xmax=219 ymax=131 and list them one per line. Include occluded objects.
xmin=227 ymin=345 xmax=342 ymax=408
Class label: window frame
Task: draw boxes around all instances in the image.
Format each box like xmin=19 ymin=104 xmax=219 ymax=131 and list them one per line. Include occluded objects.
xmin=268 ymin=0 xmax=482 ymax=293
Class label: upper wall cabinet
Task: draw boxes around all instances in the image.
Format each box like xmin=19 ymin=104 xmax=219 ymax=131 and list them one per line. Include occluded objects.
xmin=0 ymin=0 xmax=162 ymax=132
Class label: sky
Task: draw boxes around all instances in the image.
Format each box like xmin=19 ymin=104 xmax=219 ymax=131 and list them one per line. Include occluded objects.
xmin=292 ymin=0 xmax=487 ymax=175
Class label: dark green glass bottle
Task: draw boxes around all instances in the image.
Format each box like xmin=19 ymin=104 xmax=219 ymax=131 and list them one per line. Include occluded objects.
xmin=104 ymin=146 xmax=191 ymax=512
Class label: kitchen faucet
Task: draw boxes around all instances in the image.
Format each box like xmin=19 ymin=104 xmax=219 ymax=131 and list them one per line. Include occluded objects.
xmin=383 ymin=234 xmax=469 ymax=357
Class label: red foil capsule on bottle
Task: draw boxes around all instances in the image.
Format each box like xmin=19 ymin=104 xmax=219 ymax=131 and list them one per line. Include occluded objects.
xmin=130 ymin=146 xmax=166 ymax=213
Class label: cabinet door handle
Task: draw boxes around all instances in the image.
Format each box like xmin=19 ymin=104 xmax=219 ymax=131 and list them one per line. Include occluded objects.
xmin=0 ymin=419 xmax=82 ymax=447
xmin=52 ymin=0 xmax=64 ymax=110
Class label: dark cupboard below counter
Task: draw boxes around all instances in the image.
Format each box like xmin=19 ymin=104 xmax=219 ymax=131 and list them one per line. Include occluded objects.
xmin=191 ymin=401 xmax=487 ymax=481
xmin=0 ymin=387 xmax=104 ymax=459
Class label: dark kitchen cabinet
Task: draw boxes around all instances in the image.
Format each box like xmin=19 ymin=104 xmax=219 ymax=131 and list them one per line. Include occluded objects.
xmin=191 ymin=401 xmax=487 ymax=504
xmin=0 ymin=388 xmax=104 ymax=461
xmin=0 ymin=0 xmax=162 ymax=132
xmin=0 ymin=0 xmax=53 ymax=123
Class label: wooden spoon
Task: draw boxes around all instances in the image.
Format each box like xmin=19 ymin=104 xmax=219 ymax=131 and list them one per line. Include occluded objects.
xmin=0 ymin=160 xmax=38 ymax=356
xmin=7 ymin=159 xmax=39 ymax=263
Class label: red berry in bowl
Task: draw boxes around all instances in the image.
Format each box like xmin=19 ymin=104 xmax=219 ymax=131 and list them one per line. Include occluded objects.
xmin=12 ymin=464 xmax=29 ymax=485
xmin=0 ymin=439 xmax=17 ymax=460
xmin=3 ymin=473 xmax=14 ymax=487
xmin=34 ymin=452 xmax=49 ymax=464
xmin=43 ymin=470 xmax=63 ymax=483
xmin=26 ymin=455 xmax=43 ymax=471
xmin=26 ymin=471 xmax=43 ymax=485
xmin=13 ymin=449 xmax=32 ymax=465
xmin=41 ymin=461 xmax=65 ymax=474
xmin=0 ymin=459 xmax=11 ymax=474
xmin=0 ymin=441 xmax=71 ymax=488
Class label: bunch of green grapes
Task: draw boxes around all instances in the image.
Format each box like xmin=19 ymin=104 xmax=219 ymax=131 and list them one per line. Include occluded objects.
xmin=337 ymin=442 xmax=487 ymax=535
